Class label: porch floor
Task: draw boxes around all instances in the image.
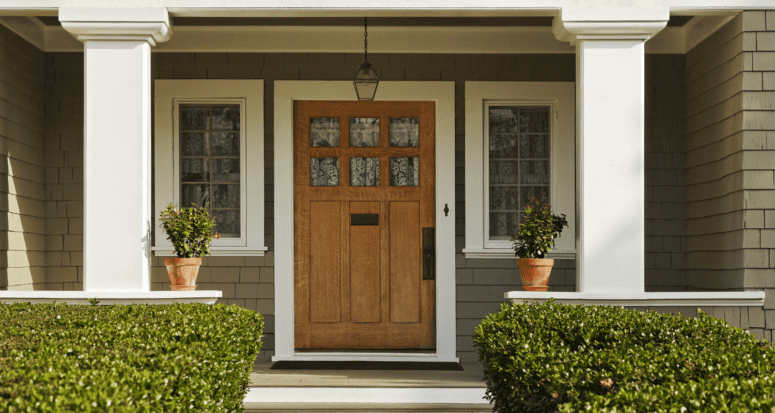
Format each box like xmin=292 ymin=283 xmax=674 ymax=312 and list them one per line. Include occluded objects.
xmin=244 ymin=362 xmax=492 ymax=412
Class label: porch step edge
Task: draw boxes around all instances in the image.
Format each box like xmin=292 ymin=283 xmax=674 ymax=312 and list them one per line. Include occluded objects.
xmin=245 ymin=387 xmax=489 ymax=405
xmin=243 ymin=402 xmax=493 ymax=412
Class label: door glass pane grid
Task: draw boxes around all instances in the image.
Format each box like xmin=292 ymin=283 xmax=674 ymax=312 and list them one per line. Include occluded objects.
xmin=180 ymin=104 xmax=241 ymax=238
xmin=488 ymin=106 xmax=550 ymax=239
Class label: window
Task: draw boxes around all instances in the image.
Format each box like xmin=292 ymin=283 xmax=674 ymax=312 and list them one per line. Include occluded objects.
xmin=463 ymin=82 xmax=575 ymax=259
xmin=153 ymin=80 xmax=266 ymax=256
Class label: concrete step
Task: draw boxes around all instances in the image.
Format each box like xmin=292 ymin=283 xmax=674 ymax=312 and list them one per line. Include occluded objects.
xmin=243 ymin=402 xmax=493 ymax=412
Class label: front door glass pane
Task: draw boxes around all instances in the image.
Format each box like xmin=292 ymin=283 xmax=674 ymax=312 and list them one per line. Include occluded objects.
xmin=310 ymin=118 xmax=340 ymax=147
xmin=350 ymin=157 xmax=379 ymax=187
xmin=350 ymin=118 xmax=379 ymax=147
xmin=311 ymin=157 xmax=340 ymax=186
xmin=389 ymin=118 xmax=419 ymax=147
xmin=389 ymin=157 xmax=419 ymax=186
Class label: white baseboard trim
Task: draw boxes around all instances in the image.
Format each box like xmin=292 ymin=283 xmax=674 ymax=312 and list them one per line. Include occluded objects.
xmin=505 ymin=291 xmax=765 ymax=307
xmin=0 ymin=291 xmax=222 ymax=305
xmin=244 ymin=387 xmax=488 ymax=404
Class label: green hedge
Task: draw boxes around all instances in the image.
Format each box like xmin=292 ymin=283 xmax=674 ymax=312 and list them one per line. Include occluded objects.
xmin=0 ymin=302 xmax=264 ymax=412
xmin=474 ymin=300 xmax=775 ymax=413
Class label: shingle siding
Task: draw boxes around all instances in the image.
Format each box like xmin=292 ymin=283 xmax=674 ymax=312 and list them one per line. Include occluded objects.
xmin=0 ymin=24 xmax=46 ymax=291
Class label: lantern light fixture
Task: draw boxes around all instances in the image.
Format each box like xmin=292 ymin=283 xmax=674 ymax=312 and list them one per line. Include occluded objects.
xmin=353 ymin=17 xmax=379 ymax=101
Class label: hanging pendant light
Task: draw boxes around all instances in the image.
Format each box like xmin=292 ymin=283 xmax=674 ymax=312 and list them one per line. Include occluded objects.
xmin=353 ymin=17 xmax=379 ymax=101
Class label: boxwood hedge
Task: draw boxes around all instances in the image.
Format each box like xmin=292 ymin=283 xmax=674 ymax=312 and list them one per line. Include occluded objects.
xmin=0 ymin=302 xmax=264 ymax=412
xmin=474 ymin=300 xmax=775 ymax=413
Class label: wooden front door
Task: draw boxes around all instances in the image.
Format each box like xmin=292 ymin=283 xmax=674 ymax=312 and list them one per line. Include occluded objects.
xmin=294 ymin=101 xmax=435 ymax=350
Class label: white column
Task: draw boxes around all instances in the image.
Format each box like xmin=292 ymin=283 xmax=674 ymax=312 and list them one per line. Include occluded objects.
xmin=553 ymin=8 xmax=668 ymax=294
xmin=60 ymin=8 xmax=171 ymax=292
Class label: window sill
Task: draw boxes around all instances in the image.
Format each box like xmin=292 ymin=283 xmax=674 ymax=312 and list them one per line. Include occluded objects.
xmin=152 ymin=246 xmax=268 ymax=257
xmin=504 ymin=291 xmax=765 ymax=307
xmin=462 ymin=248 xmax=575 ymax=260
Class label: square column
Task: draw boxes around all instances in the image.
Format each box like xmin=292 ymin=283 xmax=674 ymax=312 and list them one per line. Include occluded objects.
xmin=61 ymin=8 xmax=171 ymax=292
xmin=554 ymin=8 xmax=668 ymax=293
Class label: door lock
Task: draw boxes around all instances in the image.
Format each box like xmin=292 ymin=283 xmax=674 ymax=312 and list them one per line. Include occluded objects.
xmin=422 ymin=228 xmax=435 ymax=280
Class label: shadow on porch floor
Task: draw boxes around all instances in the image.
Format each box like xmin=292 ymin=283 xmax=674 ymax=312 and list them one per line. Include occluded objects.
xmin=244 ymin=361 xmax=492 ymax=412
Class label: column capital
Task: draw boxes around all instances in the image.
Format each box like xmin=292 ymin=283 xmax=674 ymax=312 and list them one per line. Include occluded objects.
xmin=552 ymin=7 xmax=669 ymax=45
xmin=60 ymin=7 xmax=171 ymax=46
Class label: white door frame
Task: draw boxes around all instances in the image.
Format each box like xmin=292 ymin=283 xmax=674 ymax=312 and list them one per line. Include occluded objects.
xmin=272 ymin=81 xmax=457 ymax=362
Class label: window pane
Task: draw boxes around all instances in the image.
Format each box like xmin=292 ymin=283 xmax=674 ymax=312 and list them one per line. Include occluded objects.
xmin=489 ymin=107 xmax=518 ymax=133
xmin=520 ymin=160 xmax=549 ymax=185
xmin=489 ymin=160 xmax=519 ymax=184
xmin=489 ymin=212 xmax=520 ymax=238
xmin=181 ymin=158 xmax=209 ymax=182
xmin=389 ymin=118 xmax=419 ymax=147
xmin=181 ymin=132 xmax=209 ymax=156
xmin=519 ymin=108 xmax=549 ymax=133
xmin=212 ymin=209 xmax=240 ymax=237
xmin=211 ymin=106 xmax=240 ymax=130
xmin=180 ymin=106 xmax=209 ymax=131
xmin=211 ymin=132 xmax=239 ymax=156
xmin=311 ymin=157 xmax=339 ymax=186
xmin=520 ymin=186 xmax=549 ymax=207
xmin=489 ymin=186 xmax=519 ymax=211
xmin=389 ymin=157 xmax=419 ymax=186
xmin=211 ymin=158 xmax=240 ymax=182
xmin=519 ymin=134 xmax=549 ymax=158
xmin=489 ymin=133 xmax=518 ymax=159
xmin=213 ymin=184 xmax=239 ymax=208
xmin=350 ymin=118 xmax=379 ymax=147
xmin=350 ymin=157 xmax=379 ymax=187
xmin=179 ymin=104 xmax=242 ymax=238
xmin=310 ymin=118 xmax=340 ymax=147
xmin=181 ymin=184 xmax=209 ymax=209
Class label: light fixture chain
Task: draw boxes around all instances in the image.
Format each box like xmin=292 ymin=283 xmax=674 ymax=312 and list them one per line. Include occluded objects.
xmin=364 ymin=17 xmax=368 ymax=61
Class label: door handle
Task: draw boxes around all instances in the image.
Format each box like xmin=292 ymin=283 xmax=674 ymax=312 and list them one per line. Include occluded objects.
xmin=422 ymin=228 xmax=435 ymax=280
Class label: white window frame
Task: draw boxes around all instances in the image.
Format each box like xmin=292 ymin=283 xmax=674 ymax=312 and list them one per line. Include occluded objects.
xmin=463 ymin=82 xmax=576 ymax=259
xmin=153 ymin=80 xmax=267 ymax=256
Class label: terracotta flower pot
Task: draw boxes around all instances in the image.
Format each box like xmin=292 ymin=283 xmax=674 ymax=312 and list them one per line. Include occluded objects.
xmin=164 ymin=257 xmax=202 ymax=291
xmin=517 ymin=258 xmax=554 ymax=291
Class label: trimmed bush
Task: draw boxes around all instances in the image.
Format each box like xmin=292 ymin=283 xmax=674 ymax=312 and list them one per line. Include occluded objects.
xmin=0 ymin=302 xmax=264 ymax=412
xmin=474 ymin=300 xmax=775 ymax=412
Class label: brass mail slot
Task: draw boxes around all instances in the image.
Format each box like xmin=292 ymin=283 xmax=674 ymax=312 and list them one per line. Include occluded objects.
xmin=351 ymin=214 xmax=379 ymax=226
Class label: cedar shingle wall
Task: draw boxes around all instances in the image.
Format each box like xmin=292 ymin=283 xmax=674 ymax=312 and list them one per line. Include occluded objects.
xmin=684 ymin=11 xmax=775 ymax=343
xmin=0 ymin=25 xmax=46 ymax=291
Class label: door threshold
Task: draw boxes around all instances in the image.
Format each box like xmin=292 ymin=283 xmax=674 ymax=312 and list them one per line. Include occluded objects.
xmin=272 ymin=352 xmax=459 ymax=363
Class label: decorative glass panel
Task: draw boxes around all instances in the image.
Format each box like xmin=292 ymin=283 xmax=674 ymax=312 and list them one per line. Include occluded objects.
xmin=519 ymin=108 xmax=549 ymax=133
xmin=181 ymin=132 xmax=209 ymax=156
xmin=212 ymin=209 xmax=240 ymax=237
xmin=389 ymin=157 xmax=419 ymax=187
xmin=211 ymin=106 xmax=240 ymax=130
xmin=211 ymin=132 xmax=239 ymax=156
xmin=310 ymin=118 xmax=340 ymax=147
xmin=519 ymin=134 xmax=549 ymax=158
xmin=489 ymin=212 xmax=521 ymax=238
xmin=311 ymin=157 xmax=339 ymax=186
xmin=179 ymin=104 xmax=241 ymax=238
xmin=488 ymin=105 xmax=551 ymax=240
xmin=181 ymin=158 xmax=209 ymax=182
xmin=350 ymin=118 xmax=379 ymax=147
xmin=181 ymin=184 xmax=209 ymax=209
xmin=389 ymin=118 xmax=419 ymax=147
xmin=350 ymin=157 xmax=379 ymax=187
xmin=180 ymin=106 xmax=210 ymax=131
xmin=520 ymin=160 xmax=549 ymax=185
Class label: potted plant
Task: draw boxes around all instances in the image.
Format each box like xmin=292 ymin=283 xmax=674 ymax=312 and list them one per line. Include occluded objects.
xmin=512 ymin=197 xmax=569 ymax=291
xmin=158 ymin=203 xmax=219 ymax=291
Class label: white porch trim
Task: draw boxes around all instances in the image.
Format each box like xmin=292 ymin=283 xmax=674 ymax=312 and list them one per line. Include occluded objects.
xmin=244 ymin=387 xmax=488 ymax=404
xmin=273 ymin=81 xmax=456 ymax=362
xmin=0 ymin=291 xmax=222 ymax=305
